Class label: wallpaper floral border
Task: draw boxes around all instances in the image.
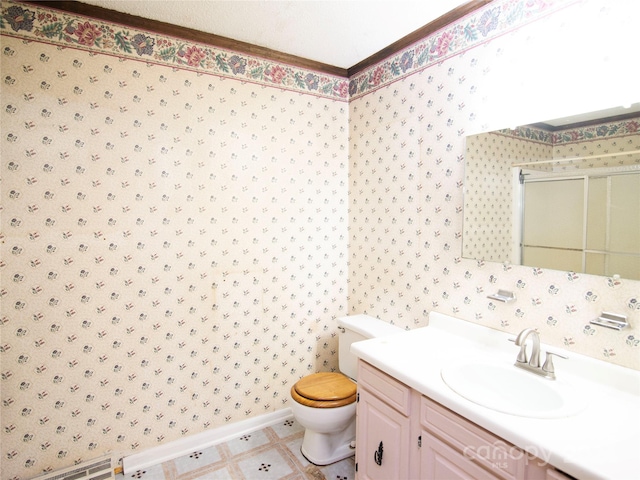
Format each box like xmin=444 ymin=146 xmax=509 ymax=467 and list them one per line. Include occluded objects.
xmin=501 ymin=118 xmax=640 ymax=145
xmin=1 ymin=0 xmax=576 ymax=101
xmin=348 ymin=0 xmax=577 ymax=99
xmin=0 ymin=1 xmax=350 ymax=99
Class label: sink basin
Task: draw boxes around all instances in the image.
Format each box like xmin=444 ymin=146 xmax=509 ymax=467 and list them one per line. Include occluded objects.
xmin=441 ymin=361 xmax=588 ymax=418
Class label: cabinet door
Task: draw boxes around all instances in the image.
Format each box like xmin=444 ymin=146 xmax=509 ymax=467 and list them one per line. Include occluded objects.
xmin=356 ymin=387 xmax=411 ymax=480
xmin=421 ymin=431 xmax=498 ymax=480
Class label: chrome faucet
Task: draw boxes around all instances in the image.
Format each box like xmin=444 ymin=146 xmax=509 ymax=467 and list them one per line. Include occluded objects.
xmin=513 ymin=328 xmax=567 ymax=380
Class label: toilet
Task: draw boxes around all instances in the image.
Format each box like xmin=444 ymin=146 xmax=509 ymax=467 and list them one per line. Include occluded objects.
xmin=289 ymin=314 xmax=402 ymax=465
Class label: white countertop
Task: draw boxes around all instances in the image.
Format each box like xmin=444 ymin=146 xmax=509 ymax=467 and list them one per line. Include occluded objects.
xmin=350 ymin=311 xmax=640 ymax=480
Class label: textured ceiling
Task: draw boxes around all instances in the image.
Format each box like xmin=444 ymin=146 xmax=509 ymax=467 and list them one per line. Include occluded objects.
xmin=77 ymin=0 xmax=468 ymax=69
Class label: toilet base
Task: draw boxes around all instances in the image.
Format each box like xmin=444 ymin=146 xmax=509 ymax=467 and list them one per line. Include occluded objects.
xmin=298 ymin=419 xmax=356 ymax=466
xmin=301 ymin=442 xmax=355 ymax=466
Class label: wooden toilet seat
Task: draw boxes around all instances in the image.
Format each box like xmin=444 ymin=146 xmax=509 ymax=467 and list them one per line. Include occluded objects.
xmin=291 ymin=372 xmax=357 ymax=408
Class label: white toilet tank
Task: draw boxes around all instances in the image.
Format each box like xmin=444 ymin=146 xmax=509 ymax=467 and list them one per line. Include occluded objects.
xmin=337 ymin=314 xmax=402 ymax=380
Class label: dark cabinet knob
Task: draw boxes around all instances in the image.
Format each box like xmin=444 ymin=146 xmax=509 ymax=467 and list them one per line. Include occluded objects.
xmin=374 ymin=441 xmax=383 ymax=466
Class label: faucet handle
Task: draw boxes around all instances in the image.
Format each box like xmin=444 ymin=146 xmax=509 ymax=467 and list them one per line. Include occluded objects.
xmin=542 ymin=351 xmax=568 ymax=377
xmin=508 ymin=337 xmax=530 ymax=364
xmin=508 ymin=338 xmax=529 ymax=363
xmin=516 ymin=343 xmax=528 ymax=364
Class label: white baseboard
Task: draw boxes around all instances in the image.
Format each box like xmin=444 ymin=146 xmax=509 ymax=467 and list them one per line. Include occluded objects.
xmin=122 ymin=408 xmax=293 ymax=474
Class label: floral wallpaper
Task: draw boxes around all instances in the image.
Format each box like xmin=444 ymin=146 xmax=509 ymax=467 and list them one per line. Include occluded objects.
xmin=552 ymin=125 xmax=640 ymax=170
xmin=463 ymin=130 xmax=552 ymax=263
xmin=2 ymin=0 xmax=639 ymax=479
xmin=1 ymin=25 xmax=348 ymax=480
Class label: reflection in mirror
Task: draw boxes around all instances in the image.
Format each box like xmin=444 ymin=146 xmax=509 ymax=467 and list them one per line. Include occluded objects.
xmin=463 ymin=107 xmax=640 ymax=280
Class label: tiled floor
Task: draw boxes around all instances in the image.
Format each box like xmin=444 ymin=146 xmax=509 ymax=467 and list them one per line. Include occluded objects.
xmin=117 ymin=419 xmax=356 ymax=480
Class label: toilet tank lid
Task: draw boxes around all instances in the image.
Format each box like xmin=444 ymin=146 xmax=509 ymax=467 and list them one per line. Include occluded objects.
xmin=337 ymin=314 xmax=403 ymax=338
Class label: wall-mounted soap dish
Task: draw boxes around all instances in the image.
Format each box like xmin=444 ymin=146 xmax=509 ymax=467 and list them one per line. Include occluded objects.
xmin=487 ymin=290 xmax=516 ymax=303
xmin=590 ymin=312 xmax=628 ymax=330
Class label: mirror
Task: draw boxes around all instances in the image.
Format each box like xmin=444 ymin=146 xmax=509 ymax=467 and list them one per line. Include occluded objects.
xmin=462 ymin=105 xmax=640 ymax=280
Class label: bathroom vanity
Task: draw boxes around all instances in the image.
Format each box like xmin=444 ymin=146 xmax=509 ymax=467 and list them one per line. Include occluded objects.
xmin=351 ymin=312 xmax=640 ymax=479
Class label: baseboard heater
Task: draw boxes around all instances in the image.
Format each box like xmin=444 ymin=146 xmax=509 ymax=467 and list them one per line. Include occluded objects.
xmin=32 ymin=455 xmax=115 ymax=480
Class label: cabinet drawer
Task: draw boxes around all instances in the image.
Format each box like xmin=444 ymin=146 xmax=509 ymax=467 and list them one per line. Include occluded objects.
xmin=358 ymin=361 xmax=411 ymax=415
xmin=422 ymin=431 xmax=498 ymax=480
xmin=421 ymin=397 xmax=526 ymax=480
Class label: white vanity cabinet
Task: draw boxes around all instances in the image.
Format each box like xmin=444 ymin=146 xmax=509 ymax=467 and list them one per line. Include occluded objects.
xmin=356 ymin=360 xmax=574 ymax=480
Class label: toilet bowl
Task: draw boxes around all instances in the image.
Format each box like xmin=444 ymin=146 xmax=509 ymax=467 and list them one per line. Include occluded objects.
xmin=289 ymin=372 xmax=357 ymax=465
xmin=289 ymin=315 xmax=402 ymax=465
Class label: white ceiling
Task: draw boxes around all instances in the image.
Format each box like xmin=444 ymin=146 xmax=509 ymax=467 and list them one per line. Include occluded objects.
xmin=77 ymin=0 xmax=468 ymax=69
